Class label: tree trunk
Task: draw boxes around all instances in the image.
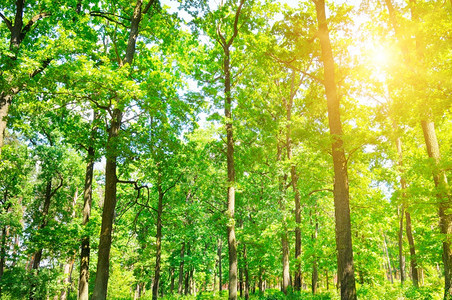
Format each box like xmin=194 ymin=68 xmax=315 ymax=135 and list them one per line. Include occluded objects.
xmin=217 ymin=2 xmax=246 ymax=297
xmin=224 ymin=46 xmax=238 ymax=300
xmin=276 ymin=139 xmax=290 ymax=295
xmin=283 ymin=72 xmax=303 ymax=292
xmin=30 ymin=176 xmax=62 ymax=300
xmin=239 ymin=265 xmax=243 ymax=298
xmin=313 ymin=1 xmax=356 ymax=299
xmin=243 ymin=244 xmax=249 ymax=300
xmin=421 ymin=120 xmax=452 ymax=299
xmin=398 ymin=204 xmax=405 ymax=284
xmin=170 ymin=268 xmax=175 ymax=294
xmin=60 ymin=190 xmax=78 ymax=300
xmin=184 ymin=270 xmax=190 ymax=295
xmin=326 ymin=269 xmax=329 ymax=290
xmin=0 ymin=93 xmax=13 ymax=154
xmin=152 ymin=184 xmax=164 ymax=300
xmin=91 ymin=0 xmax=142 ymax=297
xmin=0 ymin=225 xmax=7 ymax=298
xmin=312 ymin=209 xmax=319 ymax=294
xmin=218 ymin=238 xmax=223 ymax=293
xmin=92 ymin=109 xmax=122 ymax=300
xmin=178 ymin=242 xmax=185 ymax=294
xmin=31 ymin=179 xmax=54 ymax=271
xmin=60 ymin=257 xmax=75 ymax=300
xmin=282 ymin=233 xmax=290 ymax=294
xmin=383 ymin=233 xmax=394 ymax=284
xmin=395 ymin=127 xmax=418 ymax=287
xmin=78 ymin=144 xmax=95 ymax=300
xmin=405 ymin=210 xmax=419 ymax=287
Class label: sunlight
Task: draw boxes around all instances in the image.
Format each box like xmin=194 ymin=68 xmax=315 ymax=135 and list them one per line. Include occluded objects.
xmin=370 ymin=44 xmax=392 ymax=69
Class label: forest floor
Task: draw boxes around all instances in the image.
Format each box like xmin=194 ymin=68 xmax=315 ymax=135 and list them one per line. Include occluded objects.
xmin=134 ymin=280 xmax=444 ymax=300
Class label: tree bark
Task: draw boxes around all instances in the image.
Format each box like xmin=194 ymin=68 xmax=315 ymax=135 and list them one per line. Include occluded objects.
xmin=313 ymin=1 xmax=356 ymax=299
xmin=92 ymin=109 xmax=122 ymax=300
xmin=78 ymin=142 xmax=95 ymax=300
xmin=421 ymin=120 xmax=452 ymax=299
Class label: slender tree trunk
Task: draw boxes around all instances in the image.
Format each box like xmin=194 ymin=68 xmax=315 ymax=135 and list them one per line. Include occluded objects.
xmin=239 ymin=265 xmax=243 ymax=298
xmin=0 ymin=225 xmax=7 ymax=298
xmin=224 ymin=45 xmax=238 ymax=300
xmin=92 ymin=109 xmax=122 ymax=300
xmin=60 ymin=190 xmax=78 ymax=300
xmin=78 ymin=144 xmax=95 ymax=300
xmin=258 ymin=269 xmax=264 ymax=296
xmin=184 ymin=270 xmax=190 ymax=295
xmin=276 ymin=139 xmax=290 ymax=295
xmin=405 ymin=210 xmax=419 ymax=287
xmin=30 ymin=176 xmax=62 ymax=300
xmin=218 ymin=238 xmax=223 ymax=293
xmin=398 ymin=204 xmax=405 ymax=284
xmin=178 ymin=242 xmax=185 ymax=295
xmin=312 ymin=209 xmax=319 ymax=294
xmin=421 ymin=120 xmax=452 ymax=299
xmin=217 ymin=3 xmax=246 ymax=297
xmin=383 ymin=233 xmax=394 ymax=284
xmin=60 ymin=257 xmax=75 ymax=300
xmin=313 ymin=1 xmax=356 ymax=299
xmin=244 ymin=244 xmax=249 ymax=300
xmin=282 ymin=233 xmax=290 ymax=294
xmin=170 ymin=268 xmax=175 ymax=294
xmin=0 ymin=93 xmax=13 ymax=153
xmin=152 ymin=184 xmax=164 ymax=300
xmin=326 ymin=269 xmax=329 ymax=290
xmin=395 ymin=128 xmax=418 ymax=287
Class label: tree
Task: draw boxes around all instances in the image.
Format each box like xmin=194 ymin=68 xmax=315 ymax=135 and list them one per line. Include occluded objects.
xmin=312 ymin=0 xmax=357 ymax=298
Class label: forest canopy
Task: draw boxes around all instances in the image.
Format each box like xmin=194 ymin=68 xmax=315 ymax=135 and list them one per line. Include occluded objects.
xmin=0 ymin=0 xmax=451 ymax=299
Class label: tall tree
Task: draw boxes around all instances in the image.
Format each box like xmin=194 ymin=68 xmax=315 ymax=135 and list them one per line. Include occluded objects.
xmin=214 ymin=0 xmax=246 ymax=298
xmin=91 ymin=0 xmax=158 ymax=298
xmin=312 ymin=0 xmax=357 ymax=299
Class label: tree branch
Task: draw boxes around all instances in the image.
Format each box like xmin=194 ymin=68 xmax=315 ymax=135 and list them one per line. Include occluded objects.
xmin=143 ymin=0 xmax=158 ymax=14
xmin=306 ymin=188 xmax=333 ymax=196
xmin=21 ymin=13 xmax=50 ymax=38
xmin=90 ymin=12 xmax=127 ymax=27
xmin=0 ymin=12 xmax=12 ymax=31
xmin=49 ymin=173 xmax=64 ymax=199
xmin=226 ymin=0 xmax=246 ymax=48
